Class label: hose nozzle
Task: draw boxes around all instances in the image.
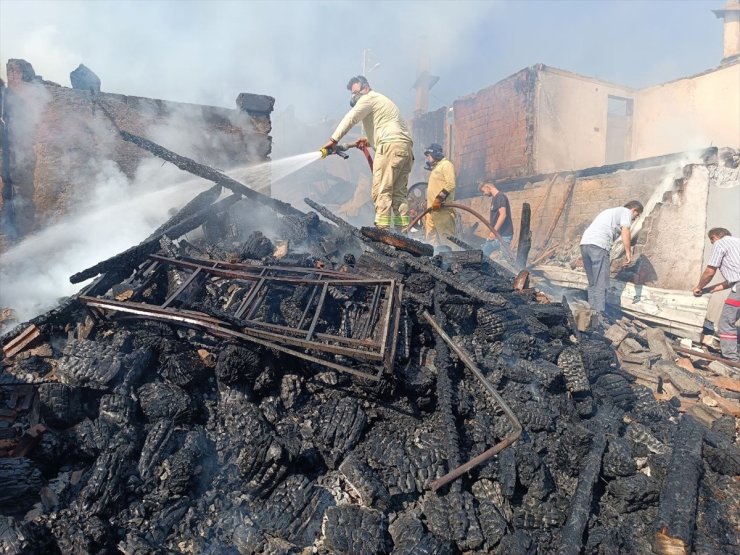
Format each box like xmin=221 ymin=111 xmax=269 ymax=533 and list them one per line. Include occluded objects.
xmin=320 ymin=144 xmax=350 ymax=160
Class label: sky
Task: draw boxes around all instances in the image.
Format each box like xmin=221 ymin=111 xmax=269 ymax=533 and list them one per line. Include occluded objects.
xmin=0 ymin=0 xmax=728 ymax=131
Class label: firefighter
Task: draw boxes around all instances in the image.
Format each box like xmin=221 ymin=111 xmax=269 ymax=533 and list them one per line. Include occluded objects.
xmin=321 ymin=75 xmax=414 ymax=230
xmin=423 ymin=143 xmax=456 ymax=248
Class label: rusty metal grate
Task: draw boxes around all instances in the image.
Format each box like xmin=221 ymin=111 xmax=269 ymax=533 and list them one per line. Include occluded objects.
xmin=80 ymin=255 xmax=402 ymax=381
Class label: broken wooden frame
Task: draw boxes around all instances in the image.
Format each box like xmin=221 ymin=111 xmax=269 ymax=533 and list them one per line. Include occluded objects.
xmin=80 ymin=255 xmax=403 ymax=381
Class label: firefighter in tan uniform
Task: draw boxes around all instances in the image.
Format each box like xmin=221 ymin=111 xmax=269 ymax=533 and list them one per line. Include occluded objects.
xmin=423 ymin=143 xmax=456 ymax=247
xmin=321 ymin=75 xmax=414 ymax=230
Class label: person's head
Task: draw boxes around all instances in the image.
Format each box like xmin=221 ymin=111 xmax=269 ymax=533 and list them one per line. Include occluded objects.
xmin=624 ymin=200 xmax=644 ymax=220
xmin=423 ymin=143 xmax=444 ymax=169
xmin=347 ymin=75 xmax=371 ymax=107
xmin=708 ymin=227 xmax=731 ymax=244
xmin=478 ymin=181 xmax=498 ymax=197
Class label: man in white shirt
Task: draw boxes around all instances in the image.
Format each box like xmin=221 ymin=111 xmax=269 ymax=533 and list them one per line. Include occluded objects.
xmin=693 ymin=227 xmax=740 ymax=361
xmin=579 ymin=200 xmax=644 ymax=313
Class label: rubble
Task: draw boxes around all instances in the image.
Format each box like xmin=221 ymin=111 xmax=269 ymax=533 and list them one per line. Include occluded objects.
xmin=0 ymin=137 xmax=738 ymax=554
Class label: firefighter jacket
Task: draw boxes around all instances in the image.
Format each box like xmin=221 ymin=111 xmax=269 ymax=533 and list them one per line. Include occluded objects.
xmin=426 ymin=158 xmax=456 ymax=207
xmin=331 ymin=91 xmax=413 ymax=149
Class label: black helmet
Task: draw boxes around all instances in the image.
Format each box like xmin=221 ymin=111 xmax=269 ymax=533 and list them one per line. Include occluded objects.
xmin=424 ymin=143 xmax=444 ymax=161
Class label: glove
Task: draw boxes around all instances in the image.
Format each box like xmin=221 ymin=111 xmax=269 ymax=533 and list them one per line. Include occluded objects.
xmin=320 ymin=139 xmax=337 ymax=158
xmin=432 ymin=188 xmax=449 ymax=210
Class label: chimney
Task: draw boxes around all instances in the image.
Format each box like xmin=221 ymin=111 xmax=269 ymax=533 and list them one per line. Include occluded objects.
xmin=713 ymin=0 xmax=740 ymax=62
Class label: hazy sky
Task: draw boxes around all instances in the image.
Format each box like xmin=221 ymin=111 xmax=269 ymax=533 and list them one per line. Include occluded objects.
xmin=0 ymin=0 xmax=727 ymax=127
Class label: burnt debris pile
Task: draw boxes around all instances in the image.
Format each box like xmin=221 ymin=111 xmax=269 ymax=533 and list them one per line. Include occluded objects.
xmin=1 ymin=166 xmax=739 ymax=554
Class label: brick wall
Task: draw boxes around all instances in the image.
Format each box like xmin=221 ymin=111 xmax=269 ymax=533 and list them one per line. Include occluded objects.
xmin=409 ymin=106 xmax=448 ymax=186
xmin=452 ymin=67 xmax=536 ymax=197
xmin=0 ymin=60 xmax=273 ymax=244
xmin=459 ymin=166 xmax=664 ymax=251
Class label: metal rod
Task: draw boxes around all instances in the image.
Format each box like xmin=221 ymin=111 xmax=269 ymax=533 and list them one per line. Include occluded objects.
xmin=362 ymin=285 xmax=382 ymax=340
xmin=235 ymin=276 xmax=266 ymax=318
xmin=378 ymin=282 xmax=396 ymax=360
xmin=674 ymin=344 xmax=740 ymax=370
xmin=162 ymin=267 xmax=202 ymax=308
xmin=306 ymin=282 xmax=329 ymax=340
xmin=297 ymin=285 xmax=319 ymax=329
xmin=80 ymin=297 xmax=383 ymax=380
xmin=385 ymin=284 xmax=404 ymax=375
xmin=421 ymin=311 xmax=522 ymax=491
xmin=149 ymin=254 xmax=376 ymax=284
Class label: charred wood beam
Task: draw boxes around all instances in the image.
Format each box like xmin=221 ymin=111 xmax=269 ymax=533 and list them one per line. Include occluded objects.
xmin=517 ymin=202 xmax=532 ymax=268
xmin=431 ymin=284 xmax=462 ymax=493
xmin=70 ymin=193 xmax=241 ymax=284
xmin=118 ymin=130 xmax=305 ymax=218
xmin=423 ymin=310 xmax=522 ymax=492
xmin=557 ymin=423 xmax=608 ymax=555
xmin=305 ymin=198 xmax=508 ymax=306
xmin=360 ymin=227 xmax=434 ymax=257
xmin=368 ymin=251 xmax=508 ymax=308
xmin=654 ymin=415 xmax=705 ymax=555
xmin=145 ymin=183 xmax=223 ymax=241
xmin=95 ymin=98 xmax=305 ymax=220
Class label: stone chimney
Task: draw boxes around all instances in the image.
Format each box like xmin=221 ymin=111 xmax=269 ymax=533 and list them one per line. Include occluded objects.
xmin=713 ymin=0 xmax=740 ymax=62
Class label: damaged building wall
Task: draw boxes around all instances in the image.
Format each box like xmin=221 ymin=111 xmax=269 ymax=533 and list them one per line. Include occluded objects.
xmin=461 ymin=165 xmax=661 ymax=253
xmin=631 ymin=61 xmax=740 ymax=160
xmin=0 ymin=59 xmax=274 ymax=248
xmin=533 ymin=67 xmax=635 ymax=174
xmin=411 ymin=61 xmax=738 ymax=202
xmin=450 ymin=67 xmax=536 ymax=196
xmin=409 ymin=106 xmax=449 ymax=186
xmin=633 ymin=165 xmax=711 ymax=290
xmin=456 ymin=151 xmax=738 ymax=292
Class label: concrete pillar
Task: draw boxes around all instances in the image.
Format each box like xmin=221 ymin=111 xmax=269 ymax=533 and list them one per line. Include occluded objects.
xmin=713 ymin=0 xmax=740 ymax=62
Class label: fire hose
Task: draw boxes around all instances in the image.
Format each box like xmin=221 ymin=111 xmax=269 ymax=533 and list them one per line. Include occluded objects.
xmin=320 ymin=145 xmax=514 ymax=263
xmin=405 ymin=202 xmax=515 ymax=261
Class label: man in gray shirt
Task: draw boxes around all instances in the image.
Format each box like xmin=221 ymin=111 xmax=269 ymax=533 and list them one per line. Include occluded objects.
xmin=579 ymin=200 xmax=644 ymax=313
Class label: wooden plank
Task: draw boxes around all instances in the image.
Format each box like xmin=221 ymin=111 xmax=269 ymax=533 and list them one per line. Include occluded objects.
xmin=700 ymin=389 xmax=740 ymax=417
xmin=620 ymin=363 xmax=660 ymax=386
xmin=712 ymin=376 xmax=740 ymax=393
xmin=655 ymin=361 xmax=701 ymax=398
xmin=2 ymin=325 xmax=41 ymax=358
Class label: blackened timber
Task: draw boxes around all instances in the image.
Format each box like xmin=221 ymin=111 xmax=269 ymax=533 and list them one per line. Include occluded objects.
xmin=517 ymin=202 xmax=532 ymax=268
xmin=145 ymin=184 xmax=223 ymax=241
xmin=654 ymin=415 xmax=704 ymax=555
xmin=360 ymin=226 xmax=434 ymax=257
xmin=305 ymin=198 xmax=508 ymax=307
xmin=431 ymin=284 xmax=462 ymax=493
xmin=364 ymin=251 xmax=508 ymax=307
xmin=558 ymin=416 xmax=609 ymax=555
xmin=69 ymin=194 xmax=241 ymax=284
xmin=118 ymin=130 xmax=306 ymax=219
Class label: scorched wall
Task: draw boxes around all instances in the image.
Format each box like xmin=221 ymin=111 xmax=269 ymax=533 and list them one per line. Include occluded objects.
xmin=0 ymin=59 xmax=274 ymax=249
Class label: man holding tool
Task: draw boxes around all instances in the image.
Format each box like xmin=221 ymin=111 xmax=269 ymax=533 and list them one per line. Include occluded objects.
xmin=693 ymin=227 xmax=740 ymax=361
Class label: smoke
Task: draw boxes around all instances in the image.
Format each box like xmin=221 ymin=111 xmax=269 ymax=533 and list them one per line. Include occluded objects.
xmin=0 ymin=164 xmax=207 ymax=325
xmin=0 ymin=149 xmax=326 ymax=330
xmin=1 ymin=1 xmax=723 ymax=138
